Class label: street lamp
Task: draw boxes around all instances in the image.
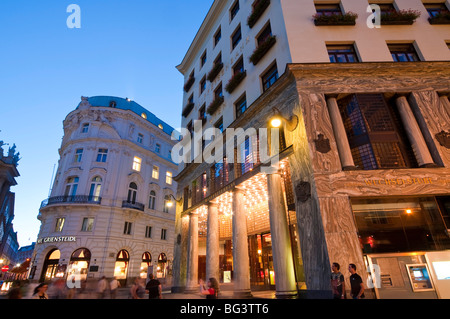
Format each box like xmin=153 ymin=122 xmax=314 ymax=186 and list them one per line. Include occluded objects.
xmin=165 ymin=194 xmax=182 ymax=208
xmin=269 ymin=107 xmax=298 ymax=131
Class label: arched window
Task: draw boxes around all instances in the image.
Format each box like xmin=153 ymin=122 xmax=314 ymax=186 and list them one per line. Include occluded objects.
xmin=68 ymin=248 xmax=91 ymax=282
xmin=140 ymin=252 xmax=152 ymax=278
xmin=127 ymin=183 xmax=138 ymax=204
xmin=40 ymin=249 xmax=60 ymax=282
xmin=149 ymin=191 xmax=156 ymax=210
xmin=163 ymin=195 xmax=171 ymax=213
xmin=89 ymin=176 xmax=102 ymax=200
xmin=64 ymin=177 xmax=79 ymax=198
xmin=114 ymin=250 xmax=130 ymax=286
xmin=157 ymin=253 xmax=168 ymax=278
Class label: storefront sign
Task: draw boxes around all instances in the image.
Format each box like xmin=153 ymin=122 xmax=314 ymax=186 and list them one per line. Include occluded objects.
xmin=37 ymin=236 xmax=77 ymax=244
xmin=364 ymin=177 xmax=434 ymax=186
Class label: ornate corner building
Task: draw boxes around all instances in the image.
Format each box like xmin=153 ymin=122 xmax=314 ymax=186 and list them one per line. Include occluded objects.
xmin=31 ymin=96 xmax=179 ymax=286
xmin=171 ymin=0 xmax=450 ymax=299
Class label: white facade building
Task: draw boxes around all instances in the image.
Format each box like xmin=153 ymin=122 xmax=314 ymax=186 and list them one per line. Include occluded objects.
xmin=31 ymin=96 xmax=179 ymax=286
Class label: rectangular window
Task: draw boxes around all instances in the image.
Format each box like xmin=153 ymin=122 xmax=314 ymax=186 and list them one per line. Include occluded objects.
xmin=82 ymin=123 xmax=89 ymax=133
xmin=152 ymin=165 xmax=159 ymax=179
xmin=161 ymin=228 xmax=167 ymax=240
xmin=351 ymin=197 xmax=450 ymax=254
xmin=201 ymin=51 xmax=207 ymax=68
xmin=74 ymin=148 xmax=83 ymax=163
xmin=124 ymin=221 xmax=132 ymax=235
xmin=145 ymin=226 xmax=152 ymax=238
xmin=214 ymin=27 xmax=222 ymax=46
xmin=166 ymin=171 xmax=173 ymax=185
xmin=262 ymin=63 xmax=278 ymax=92
xmin=55 ymin=218 xmax=65 ymax=232
xmin=388 ymin=43 xmax=420 ymax=62
xmin=137 ymin=133 xmax=143 ymax=144
xmin=338 ymin=93 xmax=417 ymax=170
xmin=233 ymin=58 xmax=244 ymax=75
xmin=200 ymin=76 xmax=206 ymax=94
xmin=327 ymin=44 xmax=359 ymax=63
xmin=81 ymin=217 xmax=94 ymax=232
xmin=235 ymin=94 xmax=247 ymax=118
xmin=231 ymin=25 xmax=242 ymax=50
xmin=199 ymin=104 xmax=207 ymax=126
xmin=424 ymin=3 xmax=449 ymax=17
xmin=257 ymin=23 xmax=272 ymax=47
xmin=315 ymin=3 xmax=342 ymax=16
xmin=215 ymin=117 xmax=224 ymax=133
xmin=230 ymin=0 xmax=240 ymax=21
xmin=215 ymin=84 xmax=223 ymax=99
xmin=96 ymin=148 xmax=108 ymax=162
xmin=133 ymin=156 xmax=142 ymax=171
xmin=155 ymin=143 xmax=161 ymax=153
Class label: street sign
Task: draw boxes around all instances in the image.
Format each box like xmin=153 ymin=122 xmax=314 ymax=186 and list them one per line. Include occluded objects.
xmin=1 ymin=265 xmax=9 ymax=272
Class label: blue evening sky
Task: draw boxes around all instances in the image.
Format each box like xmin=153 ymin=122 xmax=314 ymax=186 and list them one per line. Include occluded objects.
xmin=0 ymin=0 xmax=212 ymax=247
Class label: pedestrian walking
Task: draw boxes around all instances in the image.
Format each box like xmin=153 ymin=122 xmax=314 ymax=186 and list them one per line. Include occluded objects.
xmin=32 ymin=283 xmax=49 ymax=299
xmin=130 ymin=278 xmax=145 ymax=299
xmin=348 ymin=264 xmax=365 ymax=299
xmin=330 ymin=262 xmax=346 ymax=299
xmin=97 ymin=276 xmax=108 ymax=299
xmin=199 ymin=278 xmax=219 ymax=299
xmin=145 ymin=274 xmax=162 ymax=299
xmin=109 ymin=277 xmax=120 ymax=299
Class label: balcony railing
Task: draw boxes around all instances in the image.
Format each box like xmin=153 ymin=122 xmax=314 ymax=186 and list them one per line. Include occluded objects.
xmin=40 ymin=195 xmax=102 ymax=208
xmin=122 ymin=200 xmax=145 ymax=211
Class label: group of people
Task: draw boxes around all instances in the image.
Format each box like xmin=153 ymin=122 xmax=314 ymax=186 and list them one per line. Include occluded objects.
xmin=330 ymin=262 xmax=365 ymax=299
xmin=8 ymin=266 xmax=364 ymax=300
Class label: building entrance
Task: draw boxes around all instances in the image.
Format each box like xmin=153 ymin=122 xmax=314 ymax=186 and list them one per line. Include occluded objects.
xmin=249 ymin=233 xmax=275 ymax=290
xmin=40 ymin=249 xmax=60 ymax=282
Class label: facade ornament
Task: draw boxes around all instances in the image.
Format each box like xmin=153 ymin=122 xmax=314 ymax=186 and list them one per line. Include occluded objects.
xmin=78 ymin=96 xmax=91 ymax=110
xmin=435 ymin=130 xmax=450 ymax=149
xmin=295 ymin=181 xmax=311 ymax=203
xmin=314 ymin=133 xmax=331 ymax=153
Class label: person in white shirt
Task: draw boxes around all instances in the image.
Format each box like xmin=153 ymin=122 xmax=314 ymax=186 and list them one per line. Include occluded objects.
xmin=110 ymin=277 xmax=121 ymax=299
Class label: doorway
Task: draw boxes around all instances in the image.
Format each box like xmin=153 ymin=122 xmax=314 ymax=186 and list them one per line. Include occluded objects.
xmin=40 ymin=249 xmax=60 ymax=282
xmin=249 ymin=233 xmax=275 ymax=290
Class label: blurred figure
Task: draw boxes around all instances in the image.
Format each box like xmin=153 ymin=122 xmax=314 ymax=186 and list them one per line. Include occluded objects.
xmin=7 ymin=280 xmax=23 ymax=299
xmin=97 ymin=276 xmax=108 ymax=299
xmin=130 ymin=278 xmax=145 ymax=299
xmin=49 ymin=278 xmax=67 ymax=299
xmin=199 ymin=278 xmax=219 ymax=299
xmin=109 ymin=277 xmax=120 ymax=299
xmin=32 ymin=283 xmax=49 ymax=299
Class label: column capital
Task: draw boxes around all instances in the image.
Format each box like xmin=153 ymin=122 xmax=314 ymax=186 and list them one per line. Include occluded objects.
xmin=207 ymin=200 xmax=218 ymax=208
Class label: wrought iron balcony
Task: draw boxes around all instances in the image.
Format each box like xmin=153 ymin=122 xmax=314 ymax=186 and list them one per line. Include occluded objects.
xmin=122 ymin=200 xmax=145 ymax=212
xmin=40 ymin=195 xmax=102 ymax=209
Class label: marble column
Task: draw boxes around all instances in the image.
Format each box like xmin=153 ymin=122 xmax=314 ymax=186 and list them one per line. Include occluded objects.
xmin=185 ymin=212 xmax=199 ymax=293
xmin=232 ymin=187 xmax=252 ymax=298
xmin=266 ymin=172 xmax=298 ymax=299
xmin=395 ymin=95 xmax=435 ymax=167
xmin=326 ymin=96 xmax=356 ymax=170
xmin=206 ymin=201 xmax=220 ymax=281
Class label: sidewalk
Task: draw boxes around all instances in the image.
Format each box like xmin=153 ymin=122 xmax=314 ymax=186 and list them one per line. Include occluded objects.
xmin=115 ymin=287 xmax=276 ymax=300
